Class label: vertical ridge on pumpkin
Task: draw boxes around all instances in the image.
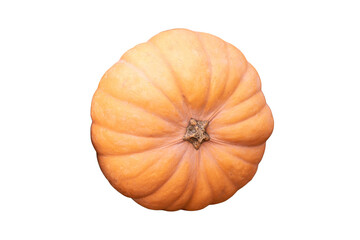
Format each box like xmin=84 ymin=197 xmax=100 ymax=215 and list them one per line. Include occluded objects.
xmin=201 ymin=146 xmax=237 ymax=204
xmin=92 ymin=89 xmax=182 ymax=136
xmin=98 ymin=147 xmax=172 ymax=198
xmin=206 ymin=46 xmax=248 ymax=122
xmin=163 ymin=159 xmax=193 ymax=211
xmin=200 ymin=150 xmax=214 ymax=204
xmin=196 ymin=32 xmax=230 ymax=119
xmin=120 ymin=42 xmax=190 ymax=125
xmin=120 ymin=59 xmax=185 ymax=123
xmin=109 ymin=143 xmax=187 ymax=199
xmin=97 ymin=60 xmax=184 ymax=124
xmin=210 ymin=91 xmax=266 ymax=127
xmin=215 ymin=63 xmax=261 ymax=111
xmin=210 ymin=105 xmax=274 ymax=146
xmin=134 ymin=144 xmax=192 ymax=210
xmin=148 ymin=29 xmax=211 ymax=118
xmin=182 ymin=148 xmax=213 ymax=210
xmin=91 ymin=123 xmax=168 ymax=155
xmin=207 ymin=144 xmax=258 ymax=189
xmin=203 ymin=146 xmax=238 ymax=189
xmin=209 ymin=140 xmax=266 ymax=165
xmin=183 ymin=149 xmax=201 ymax=210
xmin=164 ymin=149 xmax=198 ymax=211
xmin=146 ymin=40 xmax=192 ymax=120
xmin=195 ymin=32 xmax=212 ymax=119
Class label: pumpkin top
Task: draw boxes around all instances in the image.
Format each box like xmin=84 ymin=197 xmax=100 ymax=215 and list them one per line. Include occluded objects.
xmin=91 ymin=28 xmax=274 ymax=211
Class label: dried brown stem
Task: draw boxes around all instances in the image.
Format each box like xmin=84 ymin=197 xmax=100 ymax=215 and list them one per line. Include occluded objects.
xmin=183 ymin=118 xmax=210 ymax=150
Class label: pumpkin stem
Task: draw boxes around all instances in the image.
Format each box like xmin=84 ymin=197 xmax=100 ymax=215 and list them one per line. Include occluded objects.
xmin=183 ymin=118 xmax=210 ymax=150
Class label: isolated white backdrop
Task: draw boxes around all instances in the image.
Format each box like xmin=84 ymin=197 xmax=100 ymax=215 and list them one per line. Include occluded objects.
xmin=1 ymin=0 xmax=359 ymax=239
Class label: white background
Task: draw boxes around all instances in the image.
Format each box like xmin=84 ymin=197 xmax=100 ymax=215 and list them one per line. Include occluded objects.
xmin=1 ymin=0 xmax=359 ymax=239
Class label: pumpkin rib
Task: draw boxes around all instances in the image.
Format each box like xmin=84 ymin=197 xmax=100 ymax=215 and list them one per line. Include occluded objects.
xmin=134 ymin=146 xmax=193 ymax=209
xmin=98 ymin=61 xmax=185 ymax=125
xmin=134 ymin=154 xmax=192 ymax=210
xmin=119 ymin=59 xmax=186 ymax=124
xmin=210 ymin=136 xmax=266 ymax=148
xmin=91 ymin=122 xmax=171 ymax=140
xmin=207 ymin=145 xmax=257 ymax=189
xmin=212 ymin=103 xmax=267 ymax=130
xmin=194 ymin=32 xmax=231 ymax=119
xmin=211 ymin=90 xmax=265 ymax=126
xmin=97 ymin=88 xmax=182 ymax=128
xmin=209 ymin=140 xmax=266 ymax=165
xmin=199 ymin=151 xmax=214 ymax=205
xmin=96 ymin=139 xmax=184 ymax=157
xmin=163 ymin=165 xmax=193 ymax=210
xmin=98 ymin=150 xmax=162 ymax=182
xmin=212 ymin=63 xmax=262 ymax=114
xmin=124 ymin=144 xmax=188 ymax=200
xmin=207 ymin=60 xmax=249 ymax=122
xmin=219 ymin=88 xmax=262 ymax=118
xmin=202 ymin=147 xmax=238 ymax=191
xmin=164 ymin=180 xmax=195 ymax=211
xmin=195 ymin=32 xmax=212 ymax=118
xmin=91 ymin=123 xmax=168 ymax=155
xmin=183 ymin=150 xmax=200 ymax=210
xmin=224 ymin=149 xmax=258 ymax=168
xmin=120 ymin=43 xmax=189 ymax=125
xmin=99 ymin=144 xmax=185 ymax=184
xmin=103 ymin=144 xmax=188 ymax=200
xmin=184 ymin=164 xmax=214 ymax=210
xmin=202 ymin=42 xmax=230 ymax=119
xmin=211 ymin=105 xmax=273 ymax=146
xmin=201 ymin=148 xmax=237 ymax=205
xmin=92 ymin=89 xmax=181 ymax=137
xmin=212 ymin=40 xmax=230 ymax=118
xmin=164 ymin=150 xmax=197 ymax=210
xmin=210 ymin=142 xmax=258 ymax=167
xmin=133 ymin=144 xmax=190 ymax=201
xmin=147 ymin=40 xmax=193 ymax=120
xmin=222 ymin=43 xmax=230 ymax=107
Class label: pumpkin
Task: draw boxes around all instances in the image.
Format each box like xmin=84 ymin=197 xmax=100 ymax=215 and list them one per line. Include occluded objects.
xmin=91 ymin=28 xmax=274 ymax=211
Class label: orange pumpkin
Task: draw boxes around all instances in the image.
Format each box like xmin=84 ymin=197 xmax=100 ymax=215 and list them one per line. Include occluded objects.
xmin=91 ymin=29 xmax=274 ymax=211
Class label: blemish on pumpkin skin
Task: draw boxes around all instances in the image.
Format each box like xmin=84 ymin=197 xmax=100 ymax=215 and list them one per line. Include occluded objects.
xmin=183 ymin=118 xmax=210 ymax=150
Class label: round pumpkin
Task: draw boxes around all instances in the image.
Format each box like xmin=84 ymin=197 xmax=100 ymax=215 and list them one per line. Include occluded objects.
xmin=91 ymin=29 xmax=274 ymax=211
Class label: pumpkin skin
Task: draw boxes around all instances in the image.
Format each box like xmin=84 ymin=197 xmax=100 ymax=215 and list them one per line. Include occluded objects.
xmin=91 ymin=28 xmax=274 ymax=211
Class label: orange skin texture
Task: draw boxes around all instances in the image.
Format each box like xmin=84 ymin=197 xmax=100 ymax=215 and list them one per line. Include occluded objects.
xmin=91 ymin=29 xmax=274 ymax=211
